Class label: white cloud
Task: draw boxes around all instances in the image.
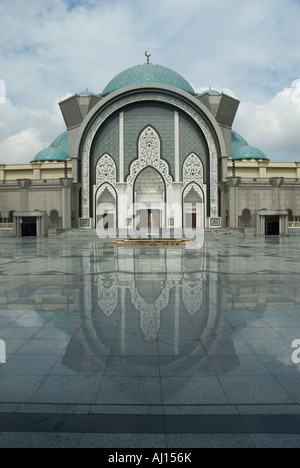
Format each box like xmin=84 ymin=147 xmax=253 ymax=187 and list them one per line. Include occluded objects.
xmin=0 ymin=97 xmax=67 ymax=164
xmin=234 ymin=79 xmax=300 ymax=161
xmin=0 ymin=0 xmax=300 ymax=163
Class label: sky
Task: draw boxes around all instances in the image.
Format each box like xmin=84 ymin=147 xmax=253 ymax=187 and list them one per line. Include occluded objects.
xmin=0 ymin=0 xmax=300 ymax=163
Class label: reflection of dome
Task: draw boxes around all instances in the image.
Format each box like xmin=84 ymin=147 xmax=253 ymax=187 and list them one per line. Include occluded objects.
xmin=101 ymin=63 xmax=196 ymax=96
xmin=31 ymin=147 xmax=69 ymax=163
xmin=231 ymin=130 xmax=269 ymax=161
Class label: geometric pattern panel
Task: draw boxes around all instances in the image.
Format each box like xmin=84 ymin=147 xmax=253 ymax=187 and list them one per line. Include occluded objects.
xmin=183 ymin=182 xmax=204 ymax=202
xmin=183 ymin=153 xmax=204 ymax=187
xmin=127 ymin=126 xmax=172 ymax=186
xmin=80 ymin=92 xmax=219 ymax=219
xmin=96 ymin=154 xmax=117 ymax=188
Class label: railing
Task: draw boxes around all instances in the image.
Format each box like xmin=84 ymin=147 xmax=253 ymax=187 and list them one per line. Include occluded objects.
xmin=0 ymin=223 xmax=13 ymax=230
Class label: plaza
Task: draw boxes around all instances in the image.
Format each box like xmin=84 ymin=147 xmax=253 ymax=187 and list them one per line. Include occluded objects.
xmin=0 ymin=234 xmax=300 ymax=447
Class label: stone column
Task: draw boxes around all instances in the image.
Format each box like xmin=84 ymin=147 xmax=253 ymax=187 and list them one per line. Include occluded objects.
xmin=60 ymin=179 xmax=73 ymax=229
xmin=258 ymin=161 xmax=269 ymax=178
xmin=170 ymin=183 xmax=183 ymax=232
xmin=31 ymin=163 xmax=41 ymax=180
xmin=296 ymin=162 xmax=300 ymax=179
xmin=174 ymin=111 xmax=180 ymax=183
xmin=119 ymin=112 xmax=124 ymax=183
xmin=17 ymin=180 xmax=31 ymax=211
xmin=226 ymin=177 xmax=241 ymax=228
xmin=117 ymin=182 xmax=127 ymax=234
xmin=0 ymin=165 xmax=4 ymax=181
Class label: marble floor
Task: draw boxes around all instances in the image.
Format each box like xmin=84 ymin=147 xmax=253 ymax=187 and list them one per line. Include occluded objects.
xmin=0 ymin=235 xmax=300 ymax=447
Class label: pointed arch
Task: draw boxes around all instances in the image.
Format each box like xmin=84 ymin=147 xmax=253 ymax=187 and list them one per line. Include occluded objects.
xmin=95 ymin=182 xmax=117 ymax=201
xmin=96 ymin=153 xmax=117 ymax=188
xmin=127 ymin=126 xmax=173 ymax=187
xmin=183 ymin=153 xmax=204 ymax=187
xmin=183 ymin=182 xmax=204 ymax=201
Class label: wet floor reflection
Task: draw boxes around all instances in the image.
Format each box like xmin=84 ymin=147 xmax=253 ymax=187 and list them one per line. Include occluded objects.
xmin=1 ymin=238 xmax=300 ymax=406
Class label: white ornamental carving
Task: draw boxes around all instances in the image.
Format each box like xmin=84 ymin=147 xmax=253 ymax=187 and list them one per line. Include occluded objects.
xmin=183 ymin=153 xmax=204 ymax=187
xmin=182 ymin=277 xmax=204 ymax=315
xmin=183 ymin=182 xmax=204 ymax=201
xmin=130 ymin=279 xmax=172 ymax=341
xmin=127 ymin=127 xmax=172 ymax=186
xmin=96 ymin=183 xmax=117 ymax=200
xmin=80 ymin=93 xmax=219 ymax=219
xmin=96 ymin=154 xmax=116 ymax=188
xmin=97 ymin=278 xmax=118 ymax=317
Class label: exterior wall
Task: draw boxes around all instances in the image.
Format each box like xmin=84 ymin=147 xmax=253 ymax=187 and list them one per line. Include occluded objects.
xmin=221 ymin=177 xmax=300 ymax=233
xmin=91 ymin=114 xmax=119 ymax=183
xmin=78 ymin=90 xmax=221 ymax=227
xmin=227 ymin=160 xmax=300 ymax=179
xmin=0 ymin=179 xmax=80 ymax=232
xmin=0 ymin=162 xmax=72 ymax=181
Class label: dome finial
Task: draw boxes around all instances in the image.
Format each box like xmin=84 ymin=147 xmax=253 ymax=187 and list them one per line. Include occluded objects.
xmin=145 ymin=51 xmax=151 ymax=65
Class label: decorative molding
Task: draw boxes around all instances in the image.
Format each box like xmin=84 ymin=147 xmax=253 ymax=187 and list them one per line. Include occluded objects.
xmin=96 ymin=154 xmax=117 ymax=189
xmin=81 ymin=93 xmax=219 ymax=218
xmin=96 ymin=277 xmax=118 ymax=317
xmin=183 ymin=182 xmax=204 ymax=201
xmin=130 ymin=279 xmax=172 ymax=341
xmin=183 ymin=153 xmax=204 ymax=188
xmin=182 ymin=278 xmax=204 ymax=315
xmin=95 ymin=182 xmax=117 ymax=200
xmin=127 ymin=126 xmax=172 ymax=187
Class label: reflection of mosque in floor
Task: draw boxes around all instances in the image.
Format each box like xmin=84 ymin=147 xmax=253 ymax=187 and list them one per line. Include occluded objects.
xmin=2 ymin=241 xmax=299 ymax=378
xmin=1 ymin=55 xmax=300 ymax=237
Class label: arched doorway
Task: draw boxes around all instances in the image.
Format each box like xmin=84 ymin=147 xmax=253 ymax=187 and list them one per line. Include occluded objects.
xmin=183 ymin=184 xmax=205 ymax=229
xmin=134 ymin=167 xmax=165 ymax=230
xmin=95 ymin=184 xmax=117 ymax=230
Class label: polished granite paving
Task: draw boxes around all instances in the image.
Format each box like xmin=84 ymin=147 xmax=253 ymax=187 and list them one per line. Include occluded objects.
xmin=0 ymin=235 xmax=300 ymax=447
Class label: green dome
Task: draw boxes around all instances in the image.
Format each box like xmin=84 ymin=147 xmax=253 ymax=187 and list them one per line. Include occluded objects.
xmin=49 ymin=131 xmax=68 ymax=152
xmin=231 ymin=130 xmax=269 ymax=161
xmin=77 ymin=90 xmax=98 ymax=97
xmin=31 ymin=147 xmax=69 ymax=163
xmin=231 ymin=130 xmax=248 ymax=149
xmin=200 ymin=89 xmax=221 ymax=96
xmin=101 ymin=64 xmax=196 ymax=96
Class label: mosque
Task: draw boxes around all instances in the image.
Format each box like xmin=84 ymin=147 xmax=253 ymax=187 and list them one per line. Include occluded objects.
xmin=1 ymin=54 xmax=300 ymax=237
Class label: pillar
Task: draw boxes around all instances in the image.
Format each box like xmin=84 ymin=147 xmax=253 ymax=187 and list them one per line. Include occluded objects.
xmin=119 ymin=112 xmax=124 ymax=183
xmin=174 ymin=111 xmax=180 ymax=183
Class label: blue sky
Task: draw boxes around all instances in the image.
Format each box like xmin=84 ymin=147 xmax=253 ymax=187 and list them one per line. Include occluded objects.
xmin=0 ymin=0 xmax=300 ymax=163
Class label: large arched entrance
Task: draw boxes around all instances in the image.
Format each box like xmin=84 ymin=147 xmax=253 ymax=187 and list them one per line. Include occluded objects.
xmin=183 ymin=183 xmax=205 ymax=229
xmin=95 ymin=184 xmax=117 ymax=230
xmin=134 ymin=167 xmax=165 ymax=230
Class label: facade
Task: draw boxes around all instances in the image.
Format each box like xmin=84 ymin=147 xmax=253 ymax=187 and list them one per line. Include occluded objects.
xmin=0 ymin=59 xmax=300 ymax=237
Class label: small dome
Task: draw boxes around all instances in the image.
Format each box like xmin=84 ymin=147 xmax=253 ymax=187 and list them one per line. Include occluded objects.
xmin=77 ymin=89 xmax=98 ymax=97
xmin=231 ymin=130 xmax=248 ymax=149
xmin=31 ymin=147 xmax=69 ymax=163
xmin=200 ymin=89 xmax=221 ymax=96
xmin=231 ymin=145 xmax=269 ymax=161
xmin=230 ymin=130 xmax=269 ymax=161
xmin=101 ymin=63 xmax=196 ymax=96
xmin=49 ymin=131 xmax=68 ymax=152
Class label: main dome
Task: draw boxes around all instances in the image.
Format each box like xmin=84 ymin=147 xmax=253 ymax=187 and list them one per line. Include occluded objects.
xmin=101 ymin=64 xmax=196 ymax=96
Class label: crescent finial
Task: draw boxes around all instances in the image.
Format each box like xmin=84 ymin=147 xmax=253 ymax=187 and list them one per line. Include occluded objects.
xmin=145 ymin=51 xmax=151 ymax=65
